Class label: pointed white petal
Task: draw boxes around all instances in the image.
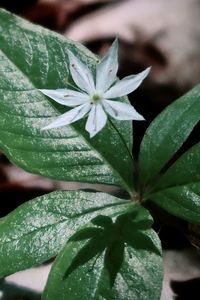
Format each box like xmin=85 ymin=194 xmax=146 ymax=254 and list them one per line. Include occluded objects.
xmin=96 ymin=39 xmax=118 ymax=93
xmin=103 ymin=99 xmax=145 ymax=121
xmin=42 ymin=103 xmax=91 ymax=130
xmin=85 ymin=104 xmax=107 ymax=138
xmin=39 ymin=89 xmax=89 ymax=107
xmin=68 ymin=50 xmax=95 ymax=93
xmin=104 ymin=67 xmax=151 ymax=98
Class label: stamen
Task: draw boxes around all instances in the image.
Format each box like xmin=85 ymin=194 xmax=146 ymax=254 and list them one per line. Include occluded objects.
xmin=90 ymin=93 xmax=102 ymax=104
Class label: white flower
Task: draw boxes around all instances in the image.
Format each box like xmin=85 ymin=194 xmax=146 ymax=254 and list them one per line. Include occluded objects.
xmin=39 ymin=40 xmax=150 ymax=138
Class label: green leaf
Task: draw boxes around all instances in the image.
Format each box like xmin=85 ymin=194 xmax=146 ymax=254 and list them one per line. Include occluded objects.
xmin=139 ymin=85 xmax=200 ymax=189
xmin=0 ymin=190 xmax=132 ymax=277
xmin=146 ymin=143 xmax=200 ymax=223
xmin=153 ymin=143 xmax=200 ymax=191
xmin=149 ymin=183 xmax=200 ymax=223
xmin=43 ymin=208 xmax=163 ymax=300
xmin=0 ymin=9 xmax=133 ymax=193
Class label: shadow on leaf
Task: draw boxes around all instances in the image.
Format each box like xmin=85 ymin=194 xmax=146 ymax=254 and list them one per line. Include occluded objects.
xmin=63 ymin=209 xmax=160 ymax=287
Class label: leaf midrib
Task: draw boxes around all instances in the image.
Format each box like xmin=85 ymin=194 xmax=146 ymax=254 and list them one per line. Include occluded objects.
xmin=0 ymin=201 xmax=130 ymax=245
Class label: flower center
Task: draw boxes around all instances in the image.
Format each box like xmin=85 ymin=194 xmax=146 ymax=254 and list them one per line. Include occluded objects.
xmin=90 ymin=93 xmax=102 ymax=104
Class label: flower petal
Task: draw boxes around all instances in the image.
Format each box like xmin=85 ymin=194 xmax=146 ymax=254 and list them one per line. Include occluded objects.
xmin=85 ymin=104 xmax=107 ymax=138
xmin=39 ymin=89 xmax=89 ymax=107
xmin=96 ymin=39 xmax=118 ymax=93
xmin=103 ymin=99 xmax=145 ymax=121
xmin=42 ymin=103 xmax=91 ymax=130
xmin=68 ymin=50 xmax=95 ymax=93
xmin=104 ymin=67 xmax=151 ymax=98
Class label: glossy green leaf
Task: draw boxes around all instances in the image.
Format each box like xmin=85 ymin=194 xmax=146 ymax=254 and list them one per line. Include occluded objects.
xmin=149 ymin=183 xmax=200 ymax=223
xmin=0 ymin=9 xmax=133 ymax=193
xmin=43 ymin=209 xmax=163 ymax=300
xmin=139 ymin=85 xmax=200 ymax=189
xmin=153 ymin=143 xmax=200 ymax=191
xmin=146 ymin=143 xmax=200 ymax=223
xmin=0 ymin=190 xmax=132 ymax=277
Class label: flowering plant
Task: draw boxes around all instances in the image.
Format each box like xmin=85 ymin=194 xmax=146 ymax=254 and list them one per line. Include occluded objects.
xmin=39 ymin=40 xmax=149 ymax=137
xmin=0 ymin=9 xmax=200 ymax=300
